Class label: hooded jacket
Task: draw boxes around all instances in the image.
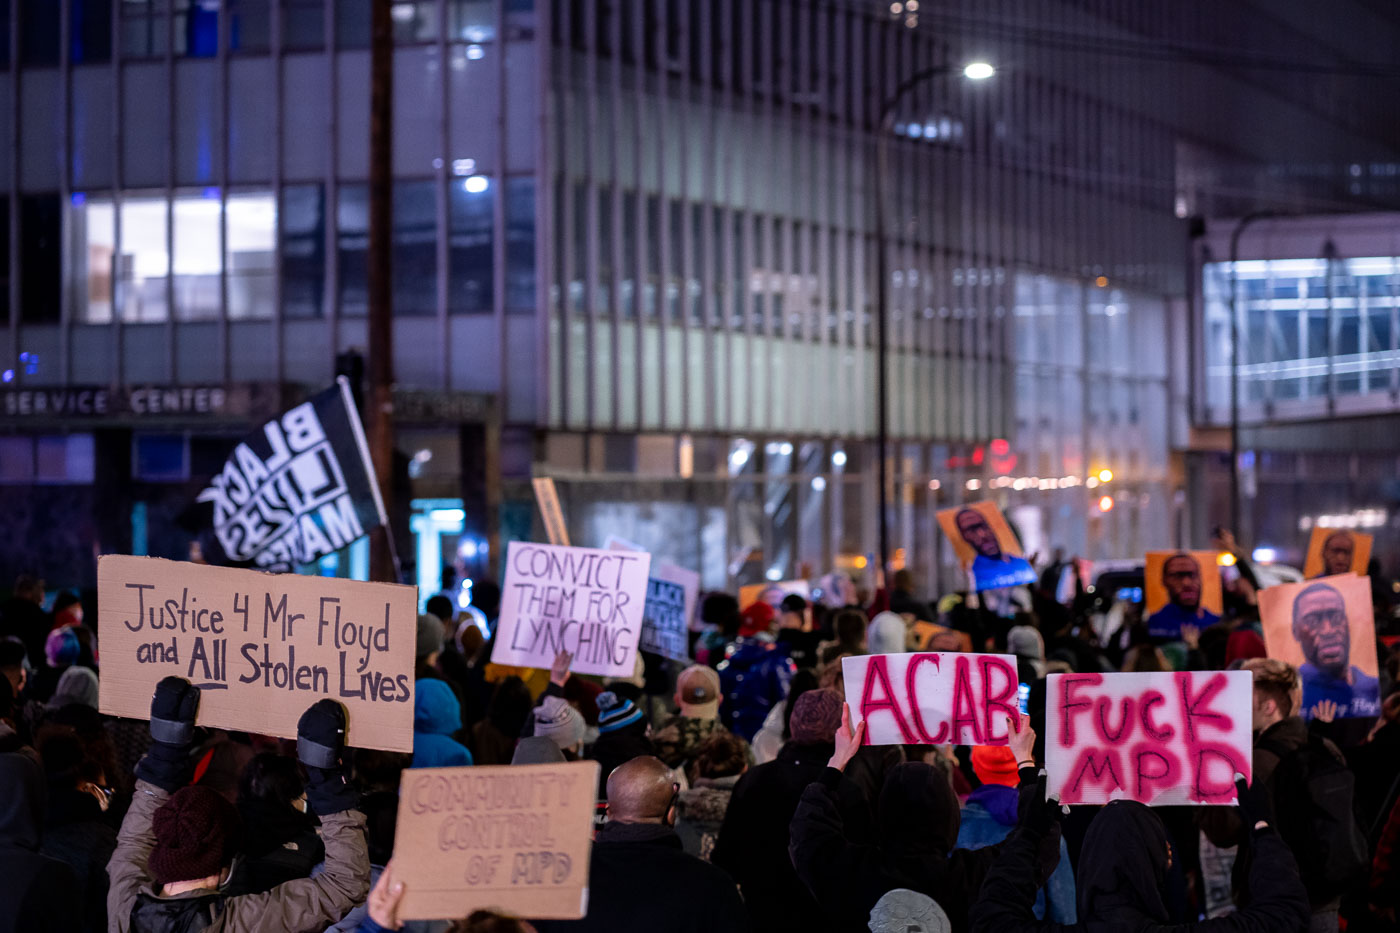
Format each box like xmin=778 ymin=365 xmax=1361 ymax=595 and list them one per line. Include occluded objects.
xmin=0 ymin=752 xmax=81 ymax=933
xmin=412 ymin=678 xmax=474 ymax=769
xmin=789 ymin=762 xmax=1002 ymax=933
xmin=969 ymin=800 xmax=1310 ymax=933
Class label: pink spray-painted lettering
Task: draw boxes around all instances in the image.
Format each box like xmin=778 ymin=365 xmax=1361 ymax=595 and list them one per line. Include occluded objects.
xmin=1046 ymin=671 xmax=1252 ymax=807
xmin=842 ymin=652 xmax=1021 ymax=747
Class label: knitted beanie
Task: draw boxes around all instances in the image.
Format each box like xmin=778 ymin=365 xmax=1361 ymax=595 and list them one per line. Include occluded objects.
xmin=970 ymin=744 xmax=1020 ymax=788
xmin=789 ymin=688 xmax=843 ymax=744
xmin=596 ymin=691 xmax=645 ymax=734
xmin=533 ymin=696 xmax=586 ymax=751
xmin=416 ymin=614 xmax=444 ymax=660
xmin=149 ymin=786 xmax=241 ymax=885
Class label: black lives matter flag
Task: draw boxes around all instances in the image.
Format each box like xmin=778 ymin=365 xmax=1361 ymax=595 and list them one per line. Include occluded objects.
xmin=197 ymin=378 xmax=386 ymax=571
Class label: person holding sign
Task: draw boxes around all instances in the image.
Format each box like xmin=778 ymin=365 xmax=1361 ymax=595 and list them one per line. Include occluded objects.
xmin=107 ymin=676 xmax=370 ymax=933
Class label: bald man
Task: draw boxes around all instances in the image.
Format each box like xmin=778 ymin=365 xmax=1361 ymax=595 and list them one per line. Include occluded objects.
xmin=534 ymin=757 xmax=748 ymax=933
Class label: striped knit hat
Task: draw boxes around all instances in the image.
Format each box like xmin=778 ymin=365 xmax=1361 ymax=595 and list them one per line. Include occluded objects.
xmin=596 ymin=691 xmax=645 ymax=734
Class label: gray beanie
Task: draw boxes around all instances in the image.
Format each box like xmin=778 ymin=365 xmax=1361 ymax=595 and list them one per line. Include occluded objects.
xmin=48 ymin=665 xmax=100 ymax=711
xmin=533 ymin=696 xmax=586 ymax=752
xmin=868 ymin=889 xmax=950 ymax=933
xmin=416 ymin=613 xmax=444 ymax=660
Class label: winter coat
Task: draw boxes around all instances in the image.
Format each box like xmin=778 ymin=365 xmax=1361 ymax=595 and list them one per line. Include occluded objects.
xmin=107 ymin=779 xmax=370 ymax=933
xmin=711 ymin=741 xmax=836 ymax=933
xmin=956 ymin=784 xmax=1076 ymax=923
xmin=227 ymin=797 xmax=325 ymax=894
xmin=716 ymin=639 xmax=795 ymax=741
xmin=970 ymin=800 xmax=1310 ymax=933
xmin=0 ymin=753 xmax=80 ymax=933
xmin=675 ymin=773 xmax=741 ymax=860
xmin=41 ymin=785 xmax=117 ymax=933
xmin=789 ymin=762 xmax=1003 ymax=933
xmin=412 ymin=678 xmax=474 ymax=769
xmin=652 ymin=714 xmax=729 ymax=773
xmin=533 ymin=821 xmax=749 ymax=933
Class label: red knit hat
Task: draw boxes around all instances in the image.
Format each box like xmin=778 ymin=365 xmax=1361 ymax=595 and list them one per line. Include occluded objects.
xmin=1225 ymin=630 xmax=1267 ymax=666
xmin=738 ymin=602 xmax=776 ymax=638
xmin=149 ymin=786 xmax=241 ymax=885
xmin=971 ymin=745 xmax=1020 ymax=788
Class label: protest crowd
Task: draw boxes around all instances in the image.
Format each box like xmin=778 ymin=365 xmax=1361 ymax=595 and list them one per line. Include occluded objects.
xmin=2 ymin=522 xmax=1400 ymax=933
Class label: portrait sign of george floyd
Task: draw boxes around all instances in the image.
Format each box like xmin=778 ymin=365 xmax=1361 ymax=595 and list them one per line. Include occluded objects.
xmin=936 ymin=501 xmax=1037 ymax=593
xmin=197 ymin=378 xmax=386 ymax=572
xmin=491 ymin=541 xmax=652 ymax=678
xmin=1143 ymin=551 xmax=1224 ymax=642
xmin=393 ymin=761 xmax=599 ymax=921
xmin=1259 ymin=573 xmax=1380 ymax=720
xmin=1302 ymin=527 xmax=1373 ymax=579
xmin=1045 ymin=671 xmax=1252 ymax=806
xmin=98 ymin=555 xmax=417 ymax=752
xmin=842 ymin=652 xmax=1022 ymax=746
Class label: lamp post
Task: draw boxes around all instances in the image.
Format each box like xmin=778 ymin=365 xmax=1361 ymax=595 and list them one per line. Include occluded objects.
xmin=874 ymin=62 xmax=994 ymax=581
xmin=1227 ymin=211 xmax=1275 ymax=536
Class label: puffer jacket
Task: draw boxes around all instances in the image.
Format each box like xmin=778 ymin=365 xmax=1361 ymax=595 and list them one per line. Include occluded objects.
xmin=675 ymin=774 xmax=741 ymax=860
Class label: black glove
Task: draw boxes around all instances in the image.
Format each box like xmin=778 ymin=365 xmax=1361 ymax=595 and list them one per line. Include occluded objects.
xmin=1234 ymin=772 xmax=1276 ymax=836
xmin=299 ymin=700 xmax=358 ymax=816
xmin=134 ymin=677 xmax=201 ymax=792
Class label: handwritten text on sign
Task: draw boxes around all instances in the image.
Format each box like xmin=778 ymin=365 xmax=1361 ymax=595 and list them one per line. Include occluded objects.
xmin=843 ymin=652 xmax=1021 ymax=746
xmin=640 ymin=577 xmax=689 ymax=662
xmin=491 ymin=542 xmax=651 ymax=678
xmin=97 ymin=555 xmax=416 ymax=752
xmin=394 ymin=761 xmax=599 ymax=921
xmin=1045 ymin=671 xmax=1252 ymax=806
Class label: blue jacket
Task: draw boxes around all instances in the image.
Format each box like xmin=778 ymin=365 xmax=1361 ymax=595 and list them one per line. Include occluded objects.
xmin=717 ymin=639 xmax=795 ymax=741
xmin=956 ymin=784 xmax=1076 ymax=923
xmin=413 ymin=678 xmax=474 ymax=769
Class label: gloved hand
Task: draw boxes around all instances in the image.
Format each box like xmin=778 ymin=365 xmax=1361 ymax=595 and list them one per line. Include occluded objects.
xmin=1234 ymin=772 xmax=1276 ymax=836
xmin=299 ymin=700 xmax=358 ymax=816
xmin=134 ymin=677 xmax=201 ymax=792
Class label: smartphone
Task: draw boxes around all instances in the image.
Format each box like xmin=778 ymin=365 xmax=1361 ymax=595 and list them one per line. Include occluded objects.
xmin=1017 ymin=682 xmax=1030 ymax=716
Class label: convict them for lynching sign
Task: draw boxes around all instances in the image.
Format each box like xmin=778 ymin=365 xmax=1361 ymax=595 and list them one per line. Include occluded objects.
xmin=197 ymin=378 xmax=386 ymax=571
xmin=98 ymin=555 xmax=417 ymax=752
xmin=491 ymin=541 xmax=651 ymax=678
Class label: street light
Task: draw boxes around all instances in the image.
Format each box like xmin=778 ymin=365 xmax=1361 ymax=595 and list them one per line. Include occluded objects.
xmin=873 ymin=62 xmax=994 ymax=581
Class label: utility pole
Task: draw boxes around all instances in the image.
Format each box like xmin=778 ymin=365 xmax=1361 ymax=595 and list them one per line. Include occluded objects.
xmin=367 ymin=0 xmax=397 ymax=582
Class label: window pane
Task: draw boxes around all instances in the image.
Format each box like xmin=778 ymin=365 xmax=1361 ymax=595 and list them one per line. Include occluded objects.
xmin=449 ymin=176 xmax=493 ymax=313
xmin=119 ymin=197 xmax=170 ymax=322
xmin=392 ymin=1 xmax=438 ymax=43
xmin=335 ymin=0 xmax=370 ymax=48
xmin=228 ymin=0 xmax=271 ymax=52
xmin=449 ymin=0 xmax=496 ymax=42
xmin=71 ymin=0 xmax=114 ymax=63
xmin=176 ymin=0 xmax=220 ymax=58
xmin=70 ymin=196 xmax=116 ymax=323
xmin=394 ymin=180 xmax=437 ymax=316
xmin=172 ymin=192 xmax=222 ymax=321
xmin=0 ymin=438 xmax=35 ymax=484
xmin=281 ymin=184 xmax=325 ymax=319
xmin=122 ymin=0 xmax=168 ymax=58
xmin=19 ymin=0 xmax=60 ymax=65
xmin=227 ymin=192 xmax=275 ymax=319
xmin=283 ymin=0 xmax=324 ymax=50
xmin=337 ymin=184 xmax=368 ymax=316
xmin=20 ymin=195 xmax=61 ymax=324
xmin=506 ymin=177 xmax=535 ymax=313
xmin=0 ymin=198 xmax=9 ymax=324
xmin=133 ymin=434 xmax=191 ymax=482
xmin=37 ymin=435 xmax=95 ymax=485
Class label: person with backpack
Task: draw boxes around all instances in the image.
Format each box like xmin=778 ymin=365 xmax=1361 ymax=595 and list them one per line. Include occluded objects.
xmin=1230 ymin=659 xmax=1368 ymax=931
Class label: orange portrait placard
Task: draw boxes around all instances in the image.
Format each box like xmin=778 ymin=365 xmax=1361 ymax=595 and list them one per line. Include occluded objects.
xmin=1143 ymin=551 xmax=1224 ymax=641
xmin=1302 ymin=527 xmax=1372 ymax=579
xmin=936 ymin=501 xmax=1036 ymax=593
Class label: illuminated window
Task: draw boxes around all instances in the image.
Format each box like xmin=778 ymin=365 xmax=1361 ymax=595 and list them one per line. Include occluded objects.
xmin=226 ymin=192 xmax=276 ymax=319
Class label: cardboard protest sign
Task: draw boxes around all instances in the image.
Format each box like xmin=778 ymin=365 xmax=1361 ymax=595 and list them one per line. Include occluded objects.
xmin=98 ymin=555 xmax=416 ymax=752
xmin=1143 ymin=551 xmax=1223 ymax=640
xmin=532 ymin=477 xmax=571 ymax=546
xmin=936 ymin=501 xmax=1036 ymax=592
xmin=1259 ymin=573 xmax=1380 ymax=720
xmin=197 ymin=378 xmax=386 ymax=571
xmin=639 ymin=577 xmax=689 ymax=662
xmin=394 ymin=761 xmax=599 ymax=921
xmin=738 ymin=579 xmax=810 ymax=611
xmin=1045 ymin=671 xmax=1252 ymax=806
xmin=842 ymin=652 xmax=1021 ymax=746
xmin=1303 ymin=527 xmax=1372 ymax=579
xmin=491 ymin=541 xmax=651 ymax=678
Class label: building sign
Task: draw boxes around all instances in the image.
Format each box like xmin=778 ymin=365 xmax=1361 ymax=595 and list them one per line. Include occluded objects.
xmin=0 ymin=384 xmax=278 ymax=422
